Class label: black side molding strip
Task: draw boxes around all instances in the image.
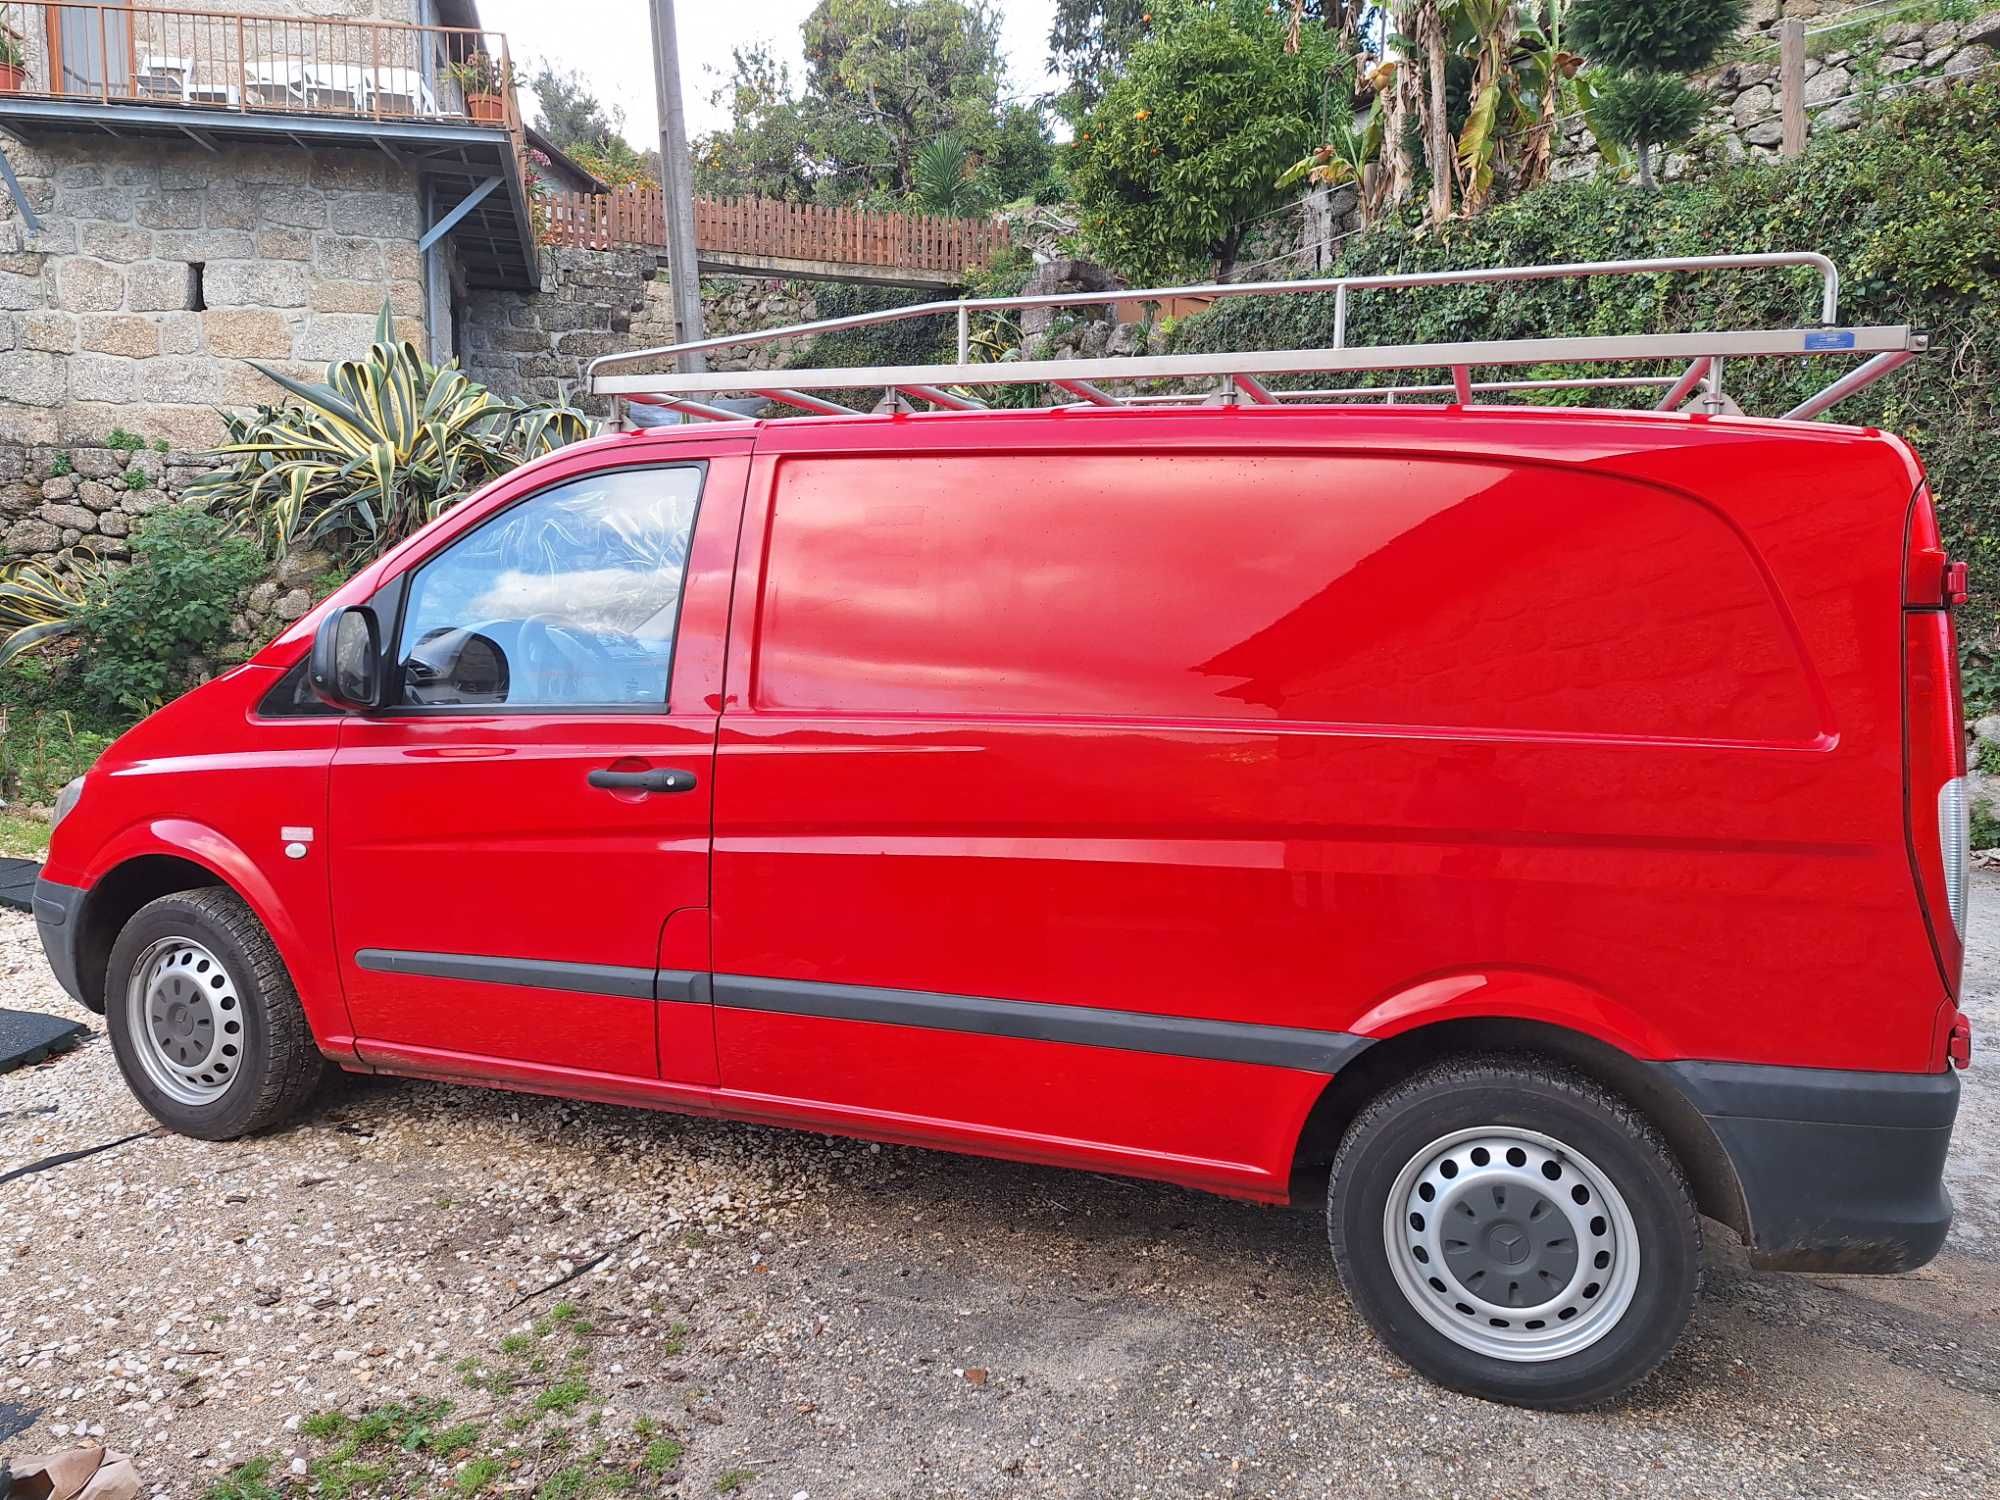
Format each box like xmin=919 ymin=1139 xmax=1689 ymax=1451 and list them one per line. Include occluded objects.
xmin=712 ymin=974 xmax=1368 ymax=1074
xmin=357 ymin=949 xmax=664 ymax=1002
xmin=353 ymin=950 xmax=1366 ymax=1071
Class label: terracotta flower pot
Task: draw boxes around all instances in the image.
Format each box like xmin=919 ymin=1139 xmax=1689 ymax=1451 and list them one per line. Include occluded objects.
xmin=466 ymin=91 xmax=503 ymax=124
xmin=0 ymin=62 xmax=27 ymax=92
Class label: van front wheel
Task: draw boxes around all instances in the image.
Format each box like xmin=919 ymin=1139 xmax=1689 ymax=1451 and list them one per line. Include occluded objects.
xmin=105 ymin=888 xmax=328 ymax=1140
xmin=1327 ymin=1056 xmax=1700 ymax=1410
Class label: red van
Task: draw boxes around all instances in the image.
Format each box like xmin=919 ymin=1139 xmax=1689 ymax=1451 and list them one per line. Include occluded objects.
xmin=34 ymin=403 xmax=1969 ymax=1409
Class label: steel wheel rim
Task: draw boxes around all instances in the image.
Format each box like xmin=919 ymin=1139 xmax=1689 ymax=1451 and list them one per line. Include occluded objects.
xmin=1382 ymin=1125 xmax=1642 ymax=1363
xmin=124 ymin=936 xmax=243 ymax=1108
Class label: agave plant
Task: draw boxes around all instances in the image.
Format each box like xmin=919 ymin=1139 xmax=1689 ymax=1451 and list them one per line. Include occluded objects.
xmin=189 ymin=305 xmax=593 ymax=561
xmin=0 ymin=547 xmax=107 ymax=669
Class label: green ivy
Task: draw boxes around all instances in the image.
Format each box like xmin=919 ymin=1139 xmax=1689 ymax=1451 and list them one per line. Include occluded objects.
xmin=75 ymin=507 xmax=265 ymax=715
xmin=1172 ymin=77 xmax=2000 ymax=632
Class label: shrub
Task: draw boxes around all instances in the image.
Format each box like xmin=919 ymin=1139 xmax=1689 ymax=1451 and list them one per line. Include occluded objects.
xmin=1592 ymin=70 xmax=1710 ymax=186
xmin=1568 ymin=0 xmax=1748 ymax=74
xmin=74 ymin=508 xmax=264 ymax=715
xmin=1570 ymin=0 xmax=1744 ymax=186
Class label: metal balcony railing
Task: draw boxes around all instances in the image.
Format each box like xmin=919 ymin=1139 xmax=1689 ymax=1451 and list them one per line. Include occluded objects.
xmin=0 ymin=3 xmax=516 ymax=129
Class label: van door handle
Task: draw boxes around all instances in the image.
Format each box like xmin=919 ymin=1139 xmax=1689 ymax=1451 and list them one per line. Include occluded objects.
xmin=588 ymin=767 xmax=698 ymax=794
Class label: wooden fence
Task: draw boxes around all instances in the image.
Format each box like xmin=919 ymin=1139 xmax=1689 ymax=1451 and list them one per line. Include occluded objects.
xmin=543 ymin=190 xmax=1012 ymax=276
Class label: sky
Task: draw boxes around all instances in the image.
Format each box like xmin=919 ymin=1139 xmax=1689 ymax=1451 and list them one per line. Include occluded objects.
xmin=476 ymin=0 xmax=1062 ymax=148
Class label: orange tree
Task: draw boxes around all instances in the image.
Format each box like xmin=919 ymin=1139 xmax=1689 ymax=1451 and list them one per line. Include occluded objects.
xmin=1067 ymin=0 xmax=1351 ymax=283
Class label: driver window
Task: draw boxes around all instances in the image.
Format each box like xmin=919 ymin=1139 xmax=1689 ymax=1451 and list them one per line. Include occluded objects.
xmin=396 ymin=465 xmax=702 ymax=708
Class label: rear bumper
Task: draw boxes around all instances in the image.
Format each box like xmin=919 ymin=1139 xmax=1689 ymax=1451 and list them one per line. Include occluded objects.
xmin=33 ymin=875 xmax=89 ymax=1009
xmin=1664 ymin=1060 xmax=1958 ymax=1273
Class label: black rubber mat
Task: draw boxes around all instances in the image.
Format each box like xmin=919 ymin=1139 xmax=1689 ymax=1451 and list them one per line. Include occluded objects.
xmin=0 ymin=1008 xmax=85 ymax=1075
xmin=0 ymin=856 xmax=37 ymax=913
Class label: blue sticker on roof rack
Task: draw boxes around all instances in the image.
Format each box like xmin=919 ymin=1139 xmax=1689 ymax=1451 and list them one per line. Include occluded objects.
xmin=1805 ymin=330 xmax=1857 ymax=349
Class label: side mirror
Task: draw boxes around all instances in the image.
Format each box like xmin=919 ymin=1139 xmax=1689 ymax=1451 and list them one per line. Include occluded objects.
xmin=309 ymin=606 xmax=388 ymax=711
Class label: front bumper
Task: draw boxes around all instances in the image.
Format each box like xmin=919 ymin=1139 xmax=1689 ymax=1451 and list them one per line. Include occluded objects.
xmin=1664 ymin=1059 xmax=1959 ymax=1273
xmin=33 ymin=875 xmax=89 ymax=1008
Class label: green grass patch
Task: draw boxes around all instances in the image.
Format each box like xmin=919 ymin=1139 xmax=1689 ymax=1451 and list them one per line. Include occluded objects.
xmin=535 ymin=1376 xmax=592 ymax=1414
xmin=454 ymin=1456 xmax=505 ymax=1496
xmin=0 ymin=811 xmax=49 ymax=859
xmin=642 ymin=1437 xmax=686 ymax=1475
xmin=295 ymin=1397 xmax=473 ymax=1497
xmin=716 ymin=1469 xmax=755 ymax=1495
xmin=203 ymin=1459 xmax=279 ymax=1500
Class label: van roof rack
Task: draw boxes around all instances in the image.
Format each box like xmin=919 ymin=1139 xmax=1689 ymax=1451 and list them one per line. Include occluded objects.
xmin=585 ymin=252 xmax=1925 ymax=426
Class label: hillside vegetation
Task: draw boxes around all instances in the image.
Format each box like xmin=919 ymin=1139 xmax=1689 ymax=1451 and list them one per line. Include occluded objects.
xmin=1173 ymin=76 xmax=2000 ymax=629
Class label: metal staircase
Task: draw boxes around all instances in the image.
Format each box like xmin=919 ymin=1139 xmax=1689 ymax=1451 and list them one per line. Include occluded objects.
xmin=585 ymin=253 xmax=1925 ymax=426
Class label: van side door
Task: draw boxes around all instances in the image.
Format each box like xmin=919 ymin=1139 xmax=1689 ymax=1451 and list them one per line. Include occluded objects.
xmin=327 ymin=444 xmax=749 ymax=1086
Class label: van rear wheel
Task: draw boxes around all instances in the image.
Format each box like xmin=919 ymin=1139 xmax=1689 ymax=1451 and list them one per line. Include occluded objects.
xmin=1327 ymin=1055 xmax=1700 ymax=1410
xmin=105 ymin=888 xmax=328 ymax=1140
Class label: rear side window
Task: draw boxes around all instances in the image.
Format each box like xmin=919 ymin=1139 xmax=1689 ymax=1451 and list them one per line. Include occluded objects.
xmin=753 ymin=452 xmax=1818 ymax=743
xmin=397 ymin=465 xmax=701 ymax=709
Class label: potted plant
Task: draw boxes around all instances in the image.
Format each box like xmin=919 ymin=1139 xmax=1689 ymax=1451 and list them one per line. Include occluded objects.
xmin=0 ymin=25 xmax=28 ymax=92
xmin=446 ymin=51 xmax=504 ymax=124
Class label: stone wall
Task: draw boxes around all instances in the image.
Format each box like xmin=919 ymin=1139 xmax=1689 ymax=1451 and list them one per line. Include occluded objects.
xmin=460 ymin=246 xmax=821 ymax=414
xmin=0 ymin=440 xmax=324 ymax=660
xmin=1551 ymin=5 xmax=2000 ymax=182
xmin=0 ymin=137 xmax=428 ymax=450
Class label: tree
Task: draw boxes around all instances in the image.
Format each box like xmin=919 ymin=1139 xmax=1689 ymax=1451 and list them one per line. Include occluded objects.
xmin=1570 ymin=0 xmax=1745 ymax=187
xmin=802 ymin=0 xmax=1005 ymax=196
xmin=695 ymin=1 xmax=1014 ymax=207
xmin=1050 ymin=0 xmax=1369 ymax=112
xmin=987 ymin=102 xmax=1063 ymax=203
xmin=693 ymin=43 xmax=819 ymax=201
xmin=528 ymin=63 xmax=625 ymax=156
xmin=1048 ymin=0 xmax=1151 ymax=114
xmin=1068 ymin=1 xmax=1352 ymax=283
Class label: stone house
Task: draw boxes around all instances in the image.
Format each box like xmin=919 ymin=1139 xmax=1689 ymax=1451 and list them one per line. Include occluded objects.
xmin=0 ymin=0 xmax=540 ymax=449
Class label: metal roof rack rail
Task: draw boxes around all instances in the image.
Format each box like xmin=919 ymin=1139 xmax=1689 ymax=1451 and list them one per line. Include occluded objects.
xmin=585 ymin=252 xmax=1925 ymax=426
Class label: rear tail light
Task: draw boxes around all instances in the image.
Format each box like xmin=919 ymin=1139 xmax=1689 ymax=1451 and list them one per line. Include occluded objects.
xmin=1905 ymin=487 xmax=1966 ymax=992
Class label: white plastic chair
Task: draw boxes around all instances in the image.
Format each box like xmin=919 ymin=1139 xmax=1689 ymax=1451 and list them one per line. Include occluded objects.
xmin=135 ymin=55 xmax=192 ymax=101
xmin=306 ymin=63 xmax=369 ymax=113
xmin=244 ymin=60 xmax=309 ymax=109
xmin=366 ymin=66 xmax=439 ymax=118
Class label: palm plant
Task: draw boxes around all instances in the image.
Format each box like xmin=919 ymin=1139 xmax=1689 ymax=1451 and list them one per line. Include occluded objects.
xmin=1277 ymin=102 xmax=1384 ymax=224
xmin=910 ymin=133 xmax=992 ymax=217
xmin=1452 ymin=0 xmax=1518 ymax=214
xmin=0 ymin=548 xmax=106 ymax=669
xmin=188 ymin=305 xmax=592 ymax=562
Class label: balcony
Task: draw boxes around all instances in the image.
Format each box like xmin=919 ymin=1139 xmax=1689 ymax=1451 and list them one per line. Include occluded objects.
xmin=0 ymin=3 xmax=539 ymax=287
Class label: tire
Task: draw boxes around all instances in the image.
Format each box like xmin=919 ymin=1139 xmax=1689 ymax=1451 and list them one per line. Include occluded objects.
xmin=104 ymin=888 xmax=328 ymax=1140
xmin=1327 ymin=1054 xmax=1700 ymax=1410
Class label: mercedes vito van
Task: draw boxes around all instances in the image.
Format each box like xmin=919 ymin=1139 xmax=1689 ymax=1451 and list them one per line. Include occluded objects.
xmin=34 ymin=402 xmax=1970 ymax=1409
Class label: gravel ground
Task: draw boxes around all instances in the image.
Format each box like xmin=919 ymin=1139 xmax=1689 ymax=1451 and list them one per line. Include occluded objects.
xmin=3 ymin=881 xmax=1998 ymax=1500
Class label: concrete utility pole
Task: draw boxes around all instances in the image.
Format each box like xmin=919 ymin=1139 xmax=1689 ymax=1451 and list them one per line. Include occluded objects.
xmin=648 ymin=0 xmax=707 ymax=374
